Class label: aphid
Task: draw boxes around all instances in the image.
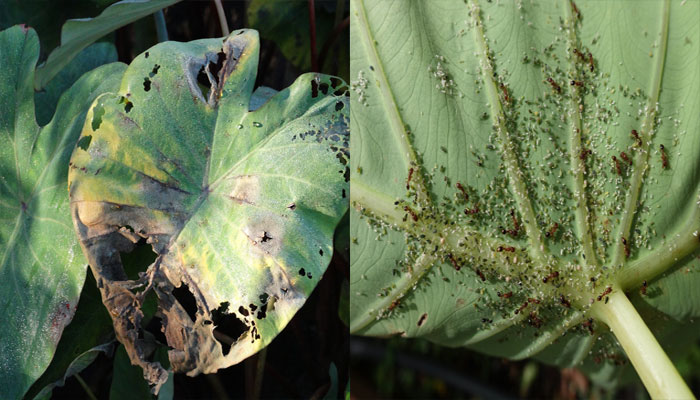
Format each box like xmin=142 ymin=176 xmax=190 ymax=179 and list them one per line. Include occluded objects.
xmin=476 ymin=268 xmax=486 ymax=281
xmin=542 ymin=271 xmax=559 ymax=283
xmin=570 ymin=80 xmax=583 ymax=87
xmin=545 ymin=222 xmax=559 ymax=238
xmin=546 ymin=77 xmax=561 ymax=93
xmin=497 ymin=246 xmax=516 ymax=252
xmin=579 ymin=148 xmax=592 ymax=160
xmin=448 ymin=253 xmax=461 ymax=271
xmin=597 ymin=286 xmax=612 ymax=301
xmin=498 ymin=291 xmax=513 ymax=299
xmin=456 ymin=182 xmax=469 ymax=201
xmin=388 ymin=299 xmax=401 ymax=312
xmin=640 ymin=280 xmax=647 ymax=295
xmin=515 ymin=301 xmax=529 ymax=314
xmin=406 ymin=167 xmax=414 ymax=190
xmin=465 ymin=205 xmax=479 ymax=215
xmin=559 ymin=295 xmax=571 ymax=308
xmin=582 ymin=318 xmax=594 ymax=335
xmin=404 ymin=205 xmax=418 ymax=222
xmin=621 ymin=236 xmax=630 ymax=258
xmin=660 ymin=144 xmax=668 ymax=169
xmin=631 ymin=129 xmax=642 ymax=146
xmin=620 ymin=151 xmax=631 ymax=164
xmin=612 ymin=155 xmax=622 ymax=175
xmin=587 ymin=52 xmax=595 ymax=72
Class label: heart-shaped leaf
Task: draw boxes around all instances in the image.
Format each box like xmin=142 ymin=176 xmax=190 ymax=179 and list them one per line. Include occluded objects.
xmin=349 ymin=0 xmax=699 ymax=394
xmin=68 ymin=29 xmax=349 ymax=390
xmin=0 ymin=25 xmax=125 ymax=400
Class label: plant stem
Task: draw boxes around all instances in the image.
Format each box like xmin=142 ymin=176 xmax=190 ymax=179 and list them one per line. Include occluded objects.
xmin=153 ymin=10 xmax=168 ymax=42
xmin=590 ymin=289 xmax=694 ymax=399
xmin=74 ymin=373 xmax=98 ymax=400
xmin=213 ymin=0 xmax=229 ymax=36
xmin=308 ymin=0 xmax=319 ymax=71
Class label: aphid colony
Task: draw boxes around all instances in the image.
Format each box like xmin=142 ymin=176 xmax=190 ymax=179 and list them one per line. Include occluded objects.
xmin=352 ymin=0 xmax=680 ymax=353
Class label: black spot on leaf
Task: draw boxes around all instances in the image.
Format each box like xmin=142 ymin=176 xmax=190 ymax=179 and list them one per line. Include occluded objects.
xmin=149 ymin=64 xmax=160 ymax=77
xmin=238 ymin=306 xmax=249 ymax=317
xmin=319 ymin=249 xmax=324 ymax=256
xmin=144 ymin=51 xmax=149 ymax=58
xmin=143 ymin=77 xmax=151 ymax=92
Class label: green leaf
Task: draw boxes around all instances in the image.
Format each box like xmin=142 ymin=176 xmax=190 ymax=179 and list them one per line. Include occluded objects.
xmin=25 ymin=269 xmax=115 ymax=400
xmin=349 ymin=0 xmax=699 ymax=388
xmin=35 ymin=42 xmax=118 ymax=126
xmin=69 ymin=29 xmax=349 ymax=390
xmin=0 ymin=25 xmax=126 ymax=400
xmin=34 ymin=0 xmax=181 ymax=91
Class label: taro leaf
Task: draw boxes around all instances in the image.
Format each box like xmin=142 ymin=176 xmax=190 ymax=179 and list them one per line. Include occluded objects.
xmin=24 ymin=269 xmax=115 ymax=400
xmin=35 ymin=42 xmax=118 ymax=126
xmin=34 ymin=0 xmax=182 ymax=91
xmin=68 ymin=29 xmax=349 ymax=390
xmin=0 ymin=26 xmax=126 ymax=400
xmin=349 ymin=0 xmax=700 ymax=385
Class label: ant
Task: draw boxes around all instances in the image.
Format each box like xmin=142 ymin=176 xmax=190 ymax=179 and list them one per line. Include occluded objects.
xmin=528 ymin=312 xmax=543 ymax=328
xmin=542 ymin=271 xmax=559 ymax=283
xmin=579 ymin=148 xmax=592 ymax=160
xmin=404 ymin=205 xmax=418 ymax=222
xmin=631 ymin=129 xmax=642 ymax=146
xmin=597 ymin=286 xmax=612 ymax=301
xmin=388 ymin=299 xmax=401 ymax=312
xmin=559 ymin=295 xmax=571 ymax=308
xmin=621 ymin=236 xmax=630 ymax=258
xmin=640 ymin=280 xmax=647 ymax=295
xmin=582 ymin=318 xmax=594 ymax=335
xmin=448 ymin=253 xmax=461 ymax=271
xmin=465 ymin=205 xmax=479 ymax=215
xmin=572 ymin=48 xmax=586 ymax=61
xmin=406 ymin=167 xmax=414 ymax=190
xmin=456 ymin=182 xmax=469 ymax=201
xmin=620 ymin=151 xmax=631 ymax=164
xmin=660 ymin=144 xmax=668 ymax=169
xmin=545 ymin=222 xmax=559 ymax=238
xmin=500 ymin=83 xmax=511 ymax=104
xmin=476 ymin=268 xmax=486 ymax=281
xmin=497 ymin=246 xmax=516 ymax=252
xmin=547 ymin=77 xmax=561 ymax=93
xmin=570 ymin=0 xmax=580 ymax=19
xmin=498 ymin=291 xmax=513 ymax=299
xmin=587 ymin=52 xmax=595 ymax=72
xmin=570 ymin=80 xmax=584 ymax=87
xmin=612 ymin=155 xmax=622 ymax=176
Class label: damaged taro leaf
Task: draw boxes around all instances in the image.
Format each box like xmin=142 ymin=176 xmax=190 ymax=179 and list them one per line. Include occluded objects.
xmin=0 ymin=26 xmax=126 ymax=400
xmin=68 ymin=29 xmax=349 ymax=391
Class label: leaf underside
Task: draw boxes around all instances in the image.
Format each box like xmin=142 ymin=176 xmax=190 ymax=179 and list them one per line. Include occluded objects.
xmin=68 ymin=29 xmax=349 ymax=390
xmin=349 ymin=0 xmax=700 ymax=382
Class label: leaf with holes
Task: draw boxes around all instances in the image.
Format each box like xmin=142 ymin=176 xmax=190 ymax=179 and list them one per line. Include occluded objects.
xmin=0 ymin=25 xmax=125 ymax=400
xmin=68 ymin=29 xmax=349 ymax=392
xmin=349 ymin=0 xmax=699 ymax=397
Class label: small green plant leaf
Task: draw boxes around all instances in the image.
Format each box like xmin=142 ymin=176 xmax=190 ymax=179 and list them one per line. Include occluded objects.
xmin=349 ymin=0 xmax=699 ymax=392
xmin=68 ymin=29 xmax=349 ymax=390
xmin=0 ymin=25 xmax=126 ymax=400
xmin=34 ymin=0 xmax=181 ymax=91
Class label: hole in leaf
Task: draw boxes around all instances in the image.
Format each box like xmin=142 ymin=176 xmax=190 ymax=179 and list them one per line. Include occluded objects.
xmin=261 ymin=232 xmax=272 ymax=243
xmin=210 ymin=51 xmax=226 ymax=85
xmin=319 ymin=249 xmax=324 ymax=256
xmin=299 ymin=268 xmax=306 ymax=276
xmin=143 ymin=77 xmax=151 ymax=92
xmin=145 ymin=51 xmax=149 ymax=58
xmin=172 ymin=283 xmax=198 ymax=323
xmin=330 ymin=77 xmax=343 ymax=88
xmin=91 ymin=104 xmax=105 ymax=131
xmin=197 ymin=65 xmax=209 ymax=87
xmin=211 ymin=302 xmax=248 ymax=356
xmin=311 ymin=80 xmax=319 ymax=98
xmin=319 ymin=82 xmax=329 ymax=95
xmin=77 ymin=135 xmax=92 ymax=151
xmin=238 ymin=306 xmax=249 ymax=317
xmin=119 ymin=237 xmax=157 ymax=281
xmin=149 ymin=64 xmax=160 ymax=77
xmin=335 ymin=101 xmax=344 ymax=111
xmin=256 ymin=303 xmax=267 ymax=320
